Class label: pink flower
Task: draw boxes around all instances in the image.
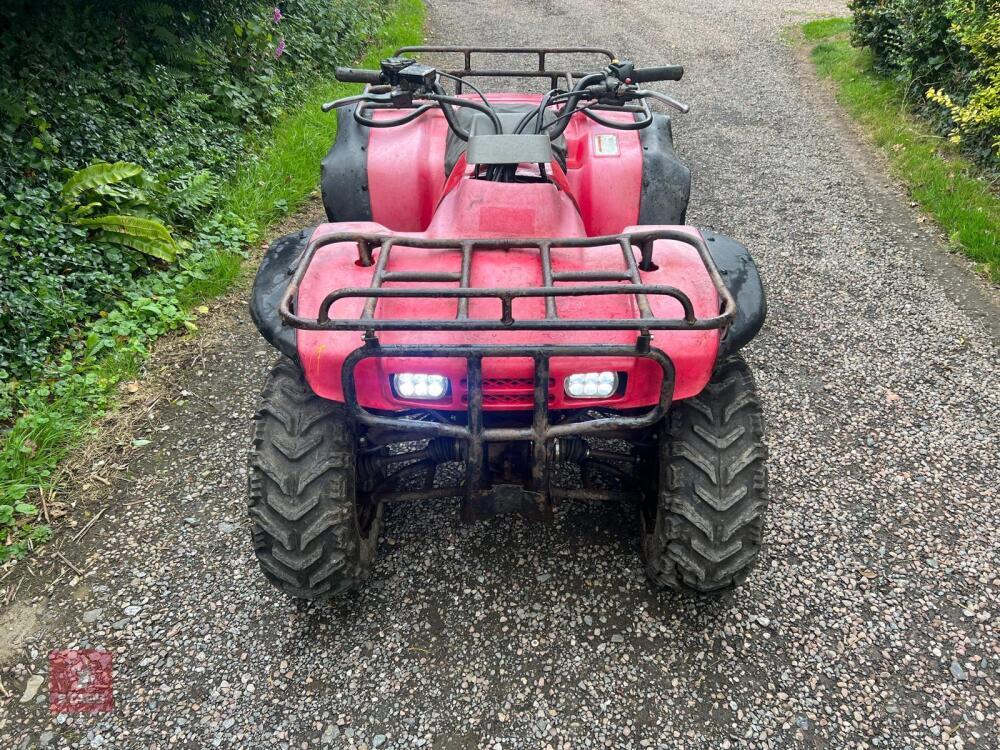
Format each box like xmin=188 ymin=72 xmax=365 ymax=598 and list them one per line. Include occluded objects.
xmin=272 ymin=7 xmax=282 ymax=23
xmin=274 ymin=39 xmax=286 ymax=59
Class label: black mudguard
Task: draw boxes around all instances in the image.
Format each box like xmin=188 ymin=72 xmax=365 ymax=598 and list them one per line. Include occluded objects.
xmin=249 ymin=227 xmax=316 ymax=363
xmin=638 ymin=114 xmax=691 ymax=226
xmin=321 ymin=106 xmax=372 ymax=223
xmin=702 ymin=230 xmax=767 ymax=357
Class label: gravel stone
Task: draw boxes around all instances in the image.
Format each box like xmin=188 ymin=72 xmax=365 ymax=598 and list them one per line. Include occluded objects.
xmin=2 ymin=2 xmax=998 ymax=749
xmin=950 ymin=660 xmax=968 ymax=681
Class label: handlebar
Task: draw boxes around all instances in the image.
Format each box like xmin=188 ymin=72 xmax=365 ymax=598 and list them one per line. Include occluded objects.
xmin=323 ymin=57 xmax=689 ymax=142
xmin=334 ymin=66 xmax=383 ymax=85
xmin=629 ymin=65 xmax=684 ymax=83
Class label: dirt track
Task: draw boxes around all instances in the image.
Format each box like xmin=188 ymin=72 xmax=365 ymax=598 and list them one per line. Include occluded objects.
xmin=3 ymin=0 xmax=999 ymax=748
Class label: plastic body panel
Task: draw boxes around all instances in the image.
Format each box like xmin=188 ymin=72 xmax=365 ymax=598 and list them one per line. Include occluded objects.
xmin=250 ymin=226 xmax=315 ymax=362
xmin=702 ymin=230 xmax=767 ymax=357
xmin=638 ymin=114 xmax=691 ymax=225
xmin=323 ymin=97 xmax=691 ymax=233
xmin=321 ymin=106 xmax=373 ymax=222
xmin=252 ymin=228 xmax=766 ymax=399
xmin=364 ymin=94 xmax=647 ymax=236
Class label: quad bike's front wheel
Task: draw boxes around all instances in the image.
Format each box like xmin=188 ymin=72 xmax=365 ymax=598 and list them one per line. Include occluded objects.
xmin=248 ymin=357 xmax=380 ymax=600
xmin=642 ymin=356 xmax=769 ymax=593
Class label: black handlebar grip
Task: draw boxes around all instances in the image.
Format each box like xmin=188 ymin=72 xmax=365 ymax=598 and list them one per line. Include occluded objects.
xmin=630 ymin=65 xmax=684 ymax=83
xmin=334 ymin=67 xmax=383 ymax=85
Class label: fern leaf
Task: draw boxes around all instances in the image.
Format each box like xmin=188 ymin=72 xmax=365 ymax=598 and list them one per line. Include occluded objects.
xmin=91 ymin=230 xmax=178 ymax=263
xmin=76 ymin=213 xmax=173 ymax=241
xmin=63 ymin=162 xmax=144 ymax=201
xmin=135 ymin=2 xmax=174 ymax=21
xmin=77 ymin=214 xmax=179 ymax=262
xmin=171 ymin=171 xmax=220 ymax=215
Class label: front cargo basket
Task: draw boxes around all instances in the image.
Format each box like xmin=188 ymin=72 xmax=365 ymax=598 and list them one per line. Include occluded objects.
xmin=279 ymin=229 xmax=736 ymax=337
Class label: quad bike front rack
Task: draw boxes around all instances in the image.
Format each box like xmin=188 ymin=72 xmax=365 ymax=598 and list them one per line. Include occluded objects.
xmin=280 ymin=229 xmax=735 ymax=332
xmin=278 ymin=229 xmax=736 ymax=519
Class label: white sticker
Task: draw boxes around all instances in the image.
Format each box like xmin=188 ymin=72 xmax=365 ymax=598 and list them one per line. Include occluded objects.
xmin=593 ymin=134 xmax=620 ymax=156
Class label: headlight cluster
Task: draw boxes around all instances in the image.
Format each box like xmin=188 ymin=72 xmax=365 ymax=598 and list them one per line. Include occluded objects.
xmin=393 ymin=373 xmax=448 ymax=400
xmin=390 ymin=371 xmax=621 ymax=401
xmin=564 ymin=371 xmax=618 ymax=399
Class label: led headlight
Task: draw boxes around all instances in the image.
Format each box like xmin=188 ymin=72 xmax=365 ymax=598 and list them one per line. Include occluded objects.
xmin=564 ymin=371 xmax=618 ymax=399
xmin=393 ymin=373 xmax=449 ymax=400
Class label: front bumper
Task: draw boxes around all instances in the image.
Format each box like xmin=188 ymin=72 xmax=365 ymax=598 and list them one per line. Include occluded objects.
xmin=343 ymin=341 xmax=675 ymax=511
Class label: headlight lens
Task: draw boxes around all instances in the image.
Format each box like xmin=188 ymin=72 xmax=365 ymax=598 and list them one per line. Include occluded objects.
xmin=564 ymin=371 xmax=618 ymax=399
xmin=393 ymin=373 xmax=449 ymax=400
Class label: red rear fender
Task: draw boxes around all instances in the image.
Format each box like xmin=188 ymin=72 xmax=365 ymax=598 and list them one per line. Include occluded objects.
xmin=366 ymin=95 xmax=644 ymax=235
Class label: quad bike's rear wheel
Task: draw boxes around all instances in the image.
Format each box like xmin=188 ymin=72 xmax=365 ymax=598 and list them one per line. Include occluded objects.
xmin=248 ymin=357 xmax=381 ymax=600
xmin=642 ymin=356 xmax=769 ymax=593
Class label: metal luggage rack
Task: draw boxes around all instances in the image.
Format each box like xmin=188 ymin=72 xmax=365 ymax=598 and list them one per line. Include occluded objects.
xmin=278 ymin=228 xmax=737 ymax=338
xmin=394 ymin=45 xmax=617 ymax=93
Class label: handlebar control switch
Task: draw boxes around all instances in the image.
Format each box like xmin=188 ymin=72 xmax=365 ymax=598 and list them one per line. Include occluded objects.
xmin=397 ymin=63 xmax=438 ymax=89
xmin=380 ymin=56 xmax=417 ymax=86
xmin=606 ymin=60 xmax=637 ymax=83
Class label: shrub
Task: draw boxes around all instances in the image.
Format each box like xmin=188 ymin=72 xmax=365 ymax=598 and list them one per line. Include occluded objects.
xmin=0 ymin=0 xmax=384 ymax=403
xmin=0 ymin=0 xmax=387 ymax=559
xmin=849 ymin=0 xmax=1000 ymax=168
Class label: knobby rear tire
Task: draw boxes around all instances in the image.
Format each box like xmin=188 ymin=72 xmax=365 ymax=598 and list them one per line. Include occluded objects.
xmin=248 ymin=357 xmax=380 ymax=600
xmin=642 ymin=356 xmax=769 ymax=593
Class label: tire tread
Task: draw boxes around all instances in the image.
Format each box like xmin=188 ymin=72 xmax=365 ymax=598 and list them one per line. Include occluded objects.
xmin=248 ymin=357 xmax=374 ymax=599
xmin=644 ymin=356 xmax=769 ymax=593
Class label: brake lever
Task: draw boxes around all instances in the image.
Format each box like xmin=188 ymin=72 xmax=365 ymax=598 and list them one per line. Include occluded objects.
xmin=321 ymin=89 xmax=399 ymax=113
xmin=321 ymin=93 xmax=383 ymax=113
xmin=634 ymin=89 xmax=690 ymax=114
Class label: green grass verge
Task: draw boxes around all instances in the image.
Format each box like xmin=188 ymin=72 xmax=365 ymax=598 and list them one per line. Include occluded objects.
xmin=0 ymin=0 xmax=424 ymax=562
xmin=799 ymin=17 xmax=999 ymax=281
xmin=222 ymin=0 xmax=423 ymax=236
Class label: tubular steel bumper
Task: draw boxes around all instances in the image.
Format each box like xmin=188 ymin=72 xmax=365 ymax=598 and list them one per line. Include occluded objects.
xmin=342 ymin=342 xmax=675 ymax=512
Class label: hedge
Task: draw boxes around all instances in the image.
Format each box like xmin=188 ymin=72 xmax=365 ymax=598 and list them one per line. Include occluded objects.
xmin=849 ymin=0 xmax=1000 ymax=169
xmin=0 ymin=0 xmax=396 ymax=559
xmin=0 ymin=0 xmax=385 ymax=420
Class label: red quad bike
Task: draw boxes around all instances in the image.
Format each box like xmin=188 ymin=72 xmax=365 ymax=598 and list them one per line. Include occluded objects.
xmin=249 ymin=48 xmax=768 ymax=599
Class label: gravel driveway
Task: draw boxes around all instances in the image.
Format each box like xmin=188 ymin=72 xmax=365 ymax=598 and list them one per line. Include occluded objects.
xmin=3 ymin=0 xmax=999 ymax=747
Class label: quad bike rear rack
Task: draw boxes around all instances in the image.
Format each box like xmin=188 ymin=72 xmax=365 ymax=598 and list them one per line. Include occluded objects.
xmin=277 ymin=229 xmax=736 ymax=518
xmin=394 ymin=45 xmax=616 ymax=93
xmin=353 ymin=46 xmax=659 ymax=147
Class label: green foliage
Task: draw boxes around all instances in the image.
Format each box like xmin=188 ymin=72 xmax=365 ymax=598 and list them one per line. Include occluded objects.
xmin=166 ymin=171 xmax=222 ymax=222
xmin=62 ymin=161 xmax=184 ymax=262
xmin=79 ymin=215 xmax=181 ymax=263
xmin=802 ymin=17 xmax=852 ymax=40
xmin=0 ymin=0 xmax=410 ymax=561
xmin=802 ymin=18 xmax=999 ymax=281
xmin=1 ymin=0 xmax=387 ymax=389
xmin=849 ymin=0 xmax=1000 ymax=168
xmin=62 ymin=162 xmax=145 ymax=201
